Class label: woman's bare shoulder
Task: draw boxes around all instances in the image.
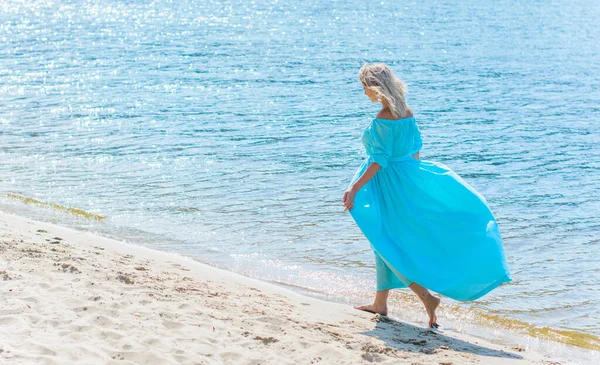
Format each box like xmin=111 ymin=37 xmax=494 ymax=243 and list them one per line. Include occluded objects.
xmin=376 ymin=109 xmax=414 ymax=120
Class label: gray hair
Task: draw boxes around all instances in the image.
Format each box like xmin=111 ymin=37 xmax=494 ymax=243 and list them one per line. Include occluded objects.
xmin=359 ymin=63 xmax=410 ymax=118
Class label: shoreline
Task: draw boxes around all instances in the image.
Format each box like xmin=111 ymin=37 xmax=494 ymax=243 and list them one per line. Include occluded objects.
xmin=0 ymin=210 xmax=587 ymax=364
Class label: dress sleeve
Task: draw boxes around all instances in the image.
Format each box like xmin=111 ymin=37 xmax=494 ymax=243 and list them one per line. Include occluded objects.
xmin=409 ymin=122 xmax=422 ymax=155
xmin=366 ymin=121 xmax=393 ymax=169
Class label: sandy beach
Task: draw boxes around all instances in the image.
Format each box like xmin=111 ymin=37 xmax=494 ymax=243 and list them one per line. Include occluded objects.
xmin=0 ymin=210 xmax=569 ymax=364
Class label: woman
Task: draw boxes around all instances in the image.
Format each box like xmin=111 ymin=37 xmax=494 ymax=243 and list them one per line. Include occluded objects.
xmin=343 ymin=63 xmax=511 ymax=328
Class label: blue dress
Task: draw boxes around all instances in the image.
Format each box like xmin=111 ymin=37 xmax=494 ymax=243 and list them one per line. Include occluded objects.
xmin=349 ymin=117 xmax=511 ymax=301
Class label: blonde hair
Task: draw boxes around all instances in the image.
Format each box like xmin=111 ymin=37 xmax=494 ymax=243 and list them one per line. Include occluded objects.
xmin=359 ymin=63 xmax=410 ymax=118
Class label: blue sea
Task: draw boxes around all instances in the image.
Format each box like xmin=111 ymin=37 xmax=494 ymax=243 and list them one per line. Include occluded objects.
xmin=1 ymin=0 xmax=599 ymax=358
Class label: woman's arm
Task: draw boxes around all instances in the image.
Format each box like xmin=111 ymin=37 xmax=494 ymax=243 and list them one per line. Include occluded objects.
xmin=342 ymin=162 xmax=381 ymax=211
xmin=351 ymin=162 xmax=381 ymax=192
xmin=412 ymin=151 xmax=420 ymax=160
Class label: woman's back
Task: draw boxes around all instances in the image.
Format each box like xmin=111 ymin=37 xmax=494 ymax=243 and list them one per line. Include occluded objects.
xmin=361 ymin=117 xmax=422 ymax=167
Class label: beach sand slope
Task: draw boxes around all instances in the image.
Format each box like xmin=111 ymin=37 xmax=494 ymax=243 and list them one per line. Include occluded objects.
xmin=0 ymin=211 xmax=558 ymax=364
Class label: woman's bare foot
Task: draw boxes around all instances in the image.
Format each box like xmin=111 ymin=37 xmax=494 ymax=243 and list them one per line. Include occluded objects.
xmin=408 ymin=283 xmax=441 ymax=328
xmin=425 ymin=295 xmax=440 ymax=328
xmin=356 ymin=290 xmax=390 ymax=316
xmin=354 ymin=303 xmax=388 ymax=316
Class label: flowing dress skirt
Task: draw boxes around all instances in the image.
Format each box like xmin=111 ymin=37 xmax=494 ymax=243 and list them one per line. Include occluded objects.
xmin=349 ymin=156 xmax=511 ymax=301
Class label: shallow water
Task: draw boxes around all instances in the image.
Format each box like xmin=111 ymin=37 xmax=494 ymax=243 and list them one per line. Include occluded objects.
xmin=1 ymin=0 xmax=599 ymax=353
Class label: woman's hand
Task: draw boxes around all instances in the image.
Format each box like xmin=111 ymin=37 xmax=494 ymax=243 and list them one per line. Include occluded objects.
xmin=342 ymin=187 xmax=357 ymax=211
xmin=343 ymin=163 xmax=380 ymax=212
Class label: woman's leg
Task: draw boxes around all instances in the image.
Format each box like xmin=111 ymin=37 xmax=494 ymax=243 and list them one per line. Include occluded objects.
xmin=355 ymin=251 xmax=403 ymax=316
xmin=354 ymin=289 xmax=389 ymax=316
xmin=356 ymin=251 xmax=440 ymax=324
xmin=409 ymin=282 xmax=440 ymax=328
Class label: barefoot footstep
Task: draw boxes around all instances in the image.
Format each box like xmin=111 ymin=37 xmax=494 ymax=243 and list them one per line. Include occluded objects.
xmin=254 ymin=336 xmax=278 ymax=345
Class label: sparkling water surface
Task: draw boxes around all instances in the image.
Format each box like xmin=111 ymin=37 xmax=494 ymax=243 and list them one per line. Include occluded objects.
xmin=1 ymin=0 xmax=599 ymax=347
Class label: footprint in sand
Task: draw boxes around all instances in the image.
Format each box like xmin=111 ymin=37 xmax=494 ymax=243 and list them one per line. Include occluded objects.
xmin=162 ymin=320 xmax=185 ymax=330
